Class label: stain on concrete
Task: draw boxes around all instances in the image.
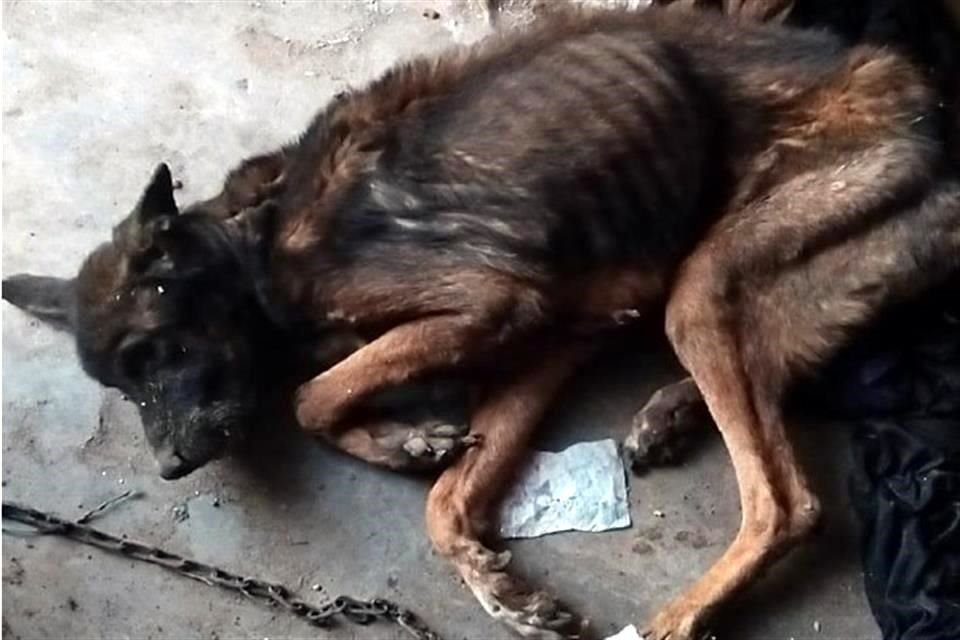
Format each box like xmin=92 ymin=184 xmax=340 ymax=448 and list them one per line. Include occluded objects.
xmin=674 ymin=530 xmax=712 ymax=550
xmin=631 ymin=541 xmax=655 ymax=555
xmin=4 ymin=557 xmax=26 ymax=587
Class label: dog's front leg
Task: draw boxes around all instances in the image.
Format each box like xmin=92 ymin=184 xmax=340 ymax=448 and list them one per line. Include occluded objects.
xmin=293 ymin=311 xmax=511 ymax=470
xmin=426 ymin=343 xmax=596 ymax=639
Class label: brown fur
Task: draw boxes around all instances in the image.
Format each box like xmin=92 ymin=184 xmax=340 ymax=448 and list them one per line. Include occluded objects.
xmin=4 ymin=4 xmax=960 ymax=640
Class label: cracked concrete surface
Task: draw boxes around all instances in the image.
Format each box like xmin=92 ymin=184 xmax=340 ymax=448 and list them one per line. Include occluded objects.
xmin=3 ymin=2 xmax=878 ymax=639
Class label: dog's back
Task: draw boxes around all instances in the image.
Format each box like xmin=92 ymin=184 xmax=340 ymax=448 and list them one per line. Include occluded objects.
xmin=272 ymin=7 xmax=939 ymax=329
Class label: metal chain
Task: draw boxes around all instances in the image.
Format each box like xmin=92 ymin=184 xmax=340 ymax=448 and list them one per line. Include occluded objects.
xmin=2 ymin=501 xmax=441 ymax=640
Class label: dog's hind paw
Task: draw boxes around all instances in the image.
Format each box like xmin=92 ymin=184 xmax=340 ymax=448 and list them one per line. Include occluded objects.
xmin=401 ymin=421 xmax=481 ymax=468
xmin=331 ymin=418 xmax=479 ymax=472
xmin=464 ymin=564 xmax=587 ymax=639
xmin=622 ymin=378 xmax=709 ymax=473
xmin=642 ymin=600 xmax=708 ymax=640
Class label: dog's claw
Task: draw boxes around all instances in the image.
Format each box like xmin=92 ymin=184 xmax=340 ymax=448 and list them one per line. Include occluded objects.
xmin=490 ymin=549 xmax=512 ymax=570
xmin=463 ymin=433 xmax=483 ymax=447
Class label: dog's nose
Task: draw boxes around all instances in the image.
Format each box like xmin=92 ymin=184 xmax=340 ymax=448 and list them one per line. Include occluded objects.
xmin=156 ymin=448 xmax=192 ymax=480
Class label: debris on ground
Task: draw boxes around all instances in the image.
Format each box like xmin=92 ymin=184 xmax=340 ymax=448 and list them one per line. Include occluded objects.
xmin=171 ymin=503 xmax=189 ymax=523
xmin=4 ymin=557 xmax=25 ymax=586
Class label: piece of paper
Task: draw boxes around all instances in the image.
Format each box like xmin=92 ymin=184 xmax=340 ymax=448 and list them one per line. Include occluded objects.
xmin=603 ymin=624 xmax=643 ymax=640
xmin=498 ymin=438 xmax=631 ymax=539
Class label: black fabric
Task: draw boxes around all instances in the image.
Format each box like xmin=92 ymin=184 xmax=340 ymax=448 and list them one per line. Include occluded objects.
xmin=850 ymin=419 xmax=960 ymax=640
xmin=829 ymin=289 xmax=960 ymax=640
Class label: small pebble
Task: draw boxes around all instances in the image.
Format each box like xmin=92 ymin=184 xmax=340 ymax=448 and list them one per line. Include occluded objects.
xmin=118 ymin=478 xmax=124 ymax=485
xmin=423 ymin=9 xmax=440 ymax=19
xmin=157 ymin=285 xmax=165 ymax=294
xmin=653 ymin=510 xmax=665 ymax=518
xmin=194 ymin=491 xmax=200 ymax=496
xmin=813 ymin=620 xmax=822 ymax=633
xmin=311 ymin=584 xmax=322 ymax=591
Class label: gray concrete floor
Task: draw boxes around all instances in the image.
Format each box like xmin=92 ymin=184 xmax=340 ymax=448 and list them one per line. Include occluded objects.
xmin=3 ymin=2 xmax=878 ymax=639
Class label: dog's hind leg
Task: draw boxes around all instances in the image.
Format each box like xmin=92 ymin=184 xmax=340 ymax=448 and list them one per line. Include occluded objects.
xmin=426 ymin=344 xmax=595 ymax=639
xmin=644 ymin=144 xmax=960 ymax=640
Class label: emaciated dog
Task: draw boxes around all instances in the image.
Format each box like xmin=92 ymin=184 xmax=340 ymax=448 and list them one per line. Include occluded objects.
xmin=4 ymin=5 xmax=959 ymax=639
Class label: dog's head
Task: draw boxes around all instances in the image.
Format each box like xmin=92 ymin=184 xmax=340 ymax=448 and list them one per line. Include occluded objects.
xmin=3 ymin=163 xmax=281 ymax=480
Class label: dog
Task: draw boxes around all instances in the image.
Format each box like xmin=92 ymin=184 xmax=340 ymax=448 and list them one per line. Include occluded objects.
xmin=4 ymin=4 xmax=960 ymax=640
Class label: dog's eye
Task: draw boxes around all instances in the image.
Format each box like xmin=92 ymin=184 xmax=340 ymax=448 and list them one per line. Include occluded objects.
xmin=120 ymin=337 xmax=186 ymax=380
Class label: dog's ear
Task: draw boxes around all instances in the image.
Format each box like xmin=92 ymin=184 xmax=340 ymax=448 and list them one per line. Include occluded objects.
xmin=136 ymin=162 xmax=179 ymax=221
xmin=185 ymin=151 xmax=287 ymax=220
xmin=2 ymin=274 xmax=77 ymax=333
xmin=113 ymin=163 xmax=180 ymax=255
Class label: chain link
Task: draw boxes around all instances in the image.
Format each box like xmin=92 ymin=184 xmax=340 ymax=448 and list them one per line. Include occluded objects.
xmin=2 ymin=501 xmax=441 ymax=640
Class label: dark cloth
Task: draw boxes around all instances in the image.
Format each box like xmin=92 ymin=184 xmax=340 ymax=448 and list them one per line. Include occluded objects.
xmin=850 ymin=419 xmax=960 ymax=640
xmin=831 ymin=290 xmax=960 ymax=640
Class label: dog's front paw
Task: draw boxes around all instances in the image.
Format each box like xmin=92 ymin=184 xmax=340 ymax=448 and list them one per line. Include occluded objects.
xmin=458 ymin=548 xmax=587 ymax=640
xmin=471 ymin=571 xmax=585 ymax=639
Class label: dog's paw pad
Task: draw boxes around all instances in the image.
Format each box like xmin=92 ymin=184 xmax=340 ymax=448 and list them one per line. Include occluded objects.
xmin=397 ymin=422 xmax=479 ymax=470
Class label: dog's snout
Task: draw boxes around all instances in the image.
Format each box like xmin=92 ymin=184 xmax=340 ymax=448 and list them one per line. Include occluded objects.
xmin=156 ymin=447 xmax=193 ymax=480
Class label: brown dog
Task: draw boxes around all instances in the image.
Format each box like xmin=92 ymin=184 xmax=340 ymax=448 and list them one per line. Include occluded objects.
xmin=4 ymin=5 xmax=960 ymax=640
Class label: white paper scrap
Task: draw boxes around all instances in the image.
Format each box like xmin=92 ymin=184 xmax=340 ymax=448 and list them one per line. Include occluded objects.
xmin=497 ymin=438 xmax=631 ymax=539
xmin=603 ymin=624 xmax=643 ymax=640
